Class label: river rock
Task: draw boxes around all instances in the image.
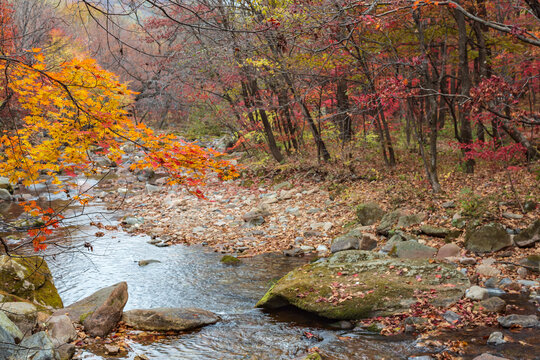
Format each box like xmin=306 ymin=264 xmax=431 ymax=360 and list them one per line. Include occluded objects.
xmin=8 ymin=331 xmax=59 ymax=360
xmin=256 ymin=250 xmax=469 ymax=319
xmin=472 ymin=354 xmax=508 ymax=360
xmin=330 ymin=235 xmax=359 ymax=253
xmin=0 ymin=301 xmax=39 ymax=334
xmin=122 ymin=308 xmax=220 ymax=331
xmin=437 ymin=243 xmax=461 ymax=259
xmin=0 ymin=311 xmax=23 ymax=342
xmin=0 ymin=323 xmax=17 ymax=359
xmin=497 ymin=314 xmax=539 ymax=328
xmin=465 ymin=224 xmax=511 ymax=253
xmin=519 ymin=255 xmax=540 ymax=272
xmin=514 ymin=219 xmax=540 ymax=247
xmin=420 ymin=225 xmax=450 ymax=238
xmin=487 ymin=331 xmax=506 ymax=345
xmin=359 ymin=233 xmax=378 ymax=251
xmin=0 ymin=177 xmax=13 ymax=193
xmin=242 ymin=209 xmax=270 ymax=226
xmin=355 ymin=203 xmax=384 ymax=226
xmin=0 ymin=189 xmax=12 ymax=202
xmin=0 ymin=256 xmax=63 ymax=309
xmin=54 ymin=282 xmax=128 ymax=337
xmin=476 ymin=264 xmax=501 ymax=277
xmin=465 ymin=286 xmax=489 ymax=300
xmin=376 ymin=210 xmax=402 ymax=235
xmin=397 ymin=213 xmax=425 ymax=229
xmin=475 ymin=297 xmax=506 ymax=313
xmin=46 ymin=315 xmax=77 ymax=345
xmin=394 ymin=241 xmax=436 ymax=259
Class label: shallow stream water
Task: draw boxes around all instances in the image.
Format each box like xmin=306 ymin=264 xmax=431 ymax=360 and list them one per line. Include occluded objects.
xmin=1 ymin=177 xmax=537 ymax=359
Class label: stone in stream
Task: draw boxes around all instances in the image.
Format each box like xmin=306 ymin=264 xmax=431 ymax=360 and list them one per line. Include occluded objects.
xmin=256 ymin=250 xmax=469 ymax=319
xmin=138 ymin=259 xmax=161 ymax=266
xmin=514 ymin=219 xmax=540 ymax=247
xmin=487 ymin=331 xmax=506 ymax=345
xmin=355 ymin=203 xmax=384 ymax=226
xmin=122 ymin=308 xmax=220 ymax=331
xmin=465 ymin=223 xmax=511 ymax=253
xmin=465 ymin=286 xmax=489 ymax=300
xmin=53 ymin=282 xmax=128 ymax=338
xmin=0 ymin=255 xmax=63 ymax=309
xmin=497 ymin=314 xmax=539 ymax=328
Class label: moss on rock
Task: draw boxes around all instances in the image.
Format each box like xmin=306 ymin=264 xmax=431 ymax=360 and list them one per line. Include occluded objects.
xmin=220 ymin=255 xmax=241 ymax=265
xmin=256 ymin=250 xmax=469 ymax=320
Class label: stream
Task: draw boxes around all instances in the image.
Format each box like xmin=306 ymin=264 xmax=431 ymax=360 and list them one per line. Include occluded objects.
xmin=1 ymin=176 xmax=537 ymax=359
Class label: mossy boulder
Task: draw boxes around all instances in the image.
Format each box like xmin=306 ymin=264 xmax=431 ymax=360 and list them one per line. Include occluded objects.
xmin=376 ymin=210 xmax=402 ymax=235
xmin=256 ymin=250 xmax=469 ymax=320
xmin=465 ymin=223 xmax=511 ymax=253
xmin=355 ymin=203 xmax=384 ymax=226
xmin=0 ymin=256 xmax=63 ymax=309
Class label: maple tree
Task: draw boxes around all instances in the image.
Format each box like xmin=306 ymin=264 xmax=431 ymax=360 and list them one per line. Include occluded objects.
xmin=0 ymin=0 xmax=237 ymax=251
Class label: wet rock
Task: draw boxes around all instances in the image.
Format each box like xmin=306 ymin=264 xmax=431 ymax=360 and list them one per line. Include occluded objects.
xmin=138 ymin=259 xmax=161 ymax=266
xmin=0 ymin=256 xmax=63 ymax=309
xmin=0 ymin=311 xmax=23 ymax=342
xmin=104 ymin=344 xmax=120 ymax=354
xmin=486 ymin=288 xmax=506 ymax=298
xmin=514 ymin=219 xmax=540 ymax=247
xmin=0 ymin=301 xmax=39 ymax=334
xmin=8 ymin=331 xmax=59 ymax=360
xmin=46 ymin=315 xmax=77 ymax=345
xmin=329 ymin=320 xmax=354 ymax=330
xmin=517 ymin=279 xmax=539 ymax=288
xmin=465 ymin=223 xmax=511 ymax=253
xmin=122 ymin=308 xmax=219 ymax=331
xmin=355 ymin=203 xmax=384 ymax=226
xmin=436 ymin=243 xmax=461 ymax=259
xmin=487 ymin=331 xmax=506 ymax=345
xmin=54 ymin=282 xmax=128 ymax=337
xmin=497 ymin=314 xmax=539 ymax=328
xmin=475 ymin=297 xmax=506 ymax=313
xmin=465 ymin=286 xmax=489 ymax=300
xmin=256 ymin=250 xmax=469 ymax=319
xmin=484 ymin=278 xmax=498 ymax=288
xmin=420 ymin=225 xmax=450 ymax=238
xmin=394 ymin=241 xmax=436 ymax=259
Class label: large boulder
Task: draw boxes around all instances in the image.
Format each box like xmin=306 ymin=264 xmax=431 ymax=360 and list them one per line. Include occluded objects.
xmin=256 ymin=250 xmax=469 ymax=320
xmin=0 ymin=323 xmax=17 ymax=359
xmin=355 ymin=203 xmax=384 ymax=226
xmin=122 ymin=308 xmax=220 ymax=331
xmin=8 ymin=331 xmax=59 ymax=360
xmin=0 ymin=256 xmax=63 ymax=309
xmin=330 ymin=235 xmax=359 ymax=253
xmin=514 ymin=219 xmax=540 ymax=247
xmin=53 ymin=282 xmax=128 ymax=338
xmin=46 ymin=315 xmax=77 ymax=345
xmin=0 ymin=177 xmax=14 ymax=193
xmin=0 ymin=189 xmax=12 ymax=202
xmin=465 ymin=223 xmax=511 ymax=253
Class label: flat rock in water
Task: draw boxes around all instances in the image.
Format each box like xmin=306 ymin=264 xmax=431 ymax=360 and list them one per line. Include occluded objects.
xmin=122 ymin=308 xmax=220 ymax=331
xmin=54 ymin=282 xmax=128 ymax=337
xmin=256 ymin=250 xmax=469 ymax=319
